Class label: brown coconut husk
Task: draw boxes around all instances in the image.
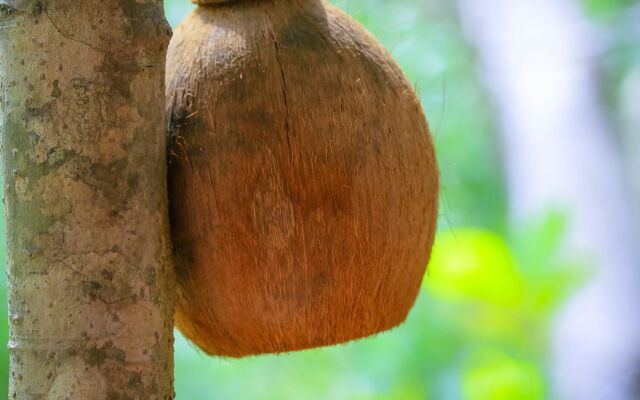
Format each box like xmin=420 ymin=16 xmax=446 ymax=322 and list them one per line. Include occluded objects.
xmin=166 ymin=0 xmax=439 ymax=357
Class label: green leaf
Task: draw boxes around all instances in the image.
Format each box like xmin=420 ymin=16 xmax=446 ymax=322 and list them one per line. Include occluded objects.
xmin=463 ymin=350 xmax=546 ymax=400
xmin=425 ymin=229 xmax=524 ymax=306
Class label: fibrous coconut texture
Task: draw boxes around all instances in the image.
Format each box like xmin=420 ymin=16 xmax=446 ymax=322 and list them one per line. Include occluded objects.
xmin=166 ymin=0 xmax=439 ymax=357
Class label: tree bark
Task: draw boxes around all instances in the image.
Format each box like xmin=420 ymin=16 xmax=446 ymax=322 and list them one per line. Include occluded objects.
xmin=0 ymin=1 xmax=175 ymax=398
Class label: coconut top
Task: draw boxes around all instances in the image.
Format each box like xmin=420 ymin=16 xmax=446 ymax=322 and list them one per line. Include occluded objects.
xmin=192 ymin=0 xmax=241 ymax=4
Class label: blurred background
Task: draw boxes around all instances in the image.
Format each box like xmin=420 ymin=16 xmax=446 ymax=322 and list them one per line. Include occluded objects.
xmin=2 ymin=0 xmax=640 ymax=399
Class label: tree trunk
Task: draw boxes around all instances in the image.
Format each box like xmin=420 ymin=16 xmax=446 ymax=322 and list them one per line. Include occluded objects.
xmin=457 ymin=0 xmax=640 ymax=399
xmin=0 ymin=1 xmax=176 ymax=398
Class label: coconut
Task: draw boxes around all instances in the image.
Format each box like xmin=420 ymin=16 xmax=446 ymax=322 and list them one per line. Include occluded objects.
xmin=166 ymin=0 xmax=439 ymax=357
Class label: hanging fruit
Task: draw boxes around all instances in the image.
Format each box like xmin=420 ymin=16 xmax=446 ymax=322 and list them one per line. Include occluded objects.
xmin=166 ymin=0 xmax=439 ymax=357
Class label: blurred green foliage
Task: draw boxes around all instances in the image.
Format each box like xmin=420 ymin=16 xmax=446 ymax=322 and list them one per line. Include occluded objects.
xmin=581 ymin=0 xmax=637 ymax=19
xmin=427 ymin=229 xmax=524 ymax=306
xmin=463 ymin=350 xmax=545 ymax=400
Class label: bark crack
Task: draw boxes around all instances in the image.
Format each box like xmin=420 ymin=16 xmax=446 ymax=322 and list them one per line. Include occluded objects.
xmin=43 ymin=8 xmax=106 ymax=53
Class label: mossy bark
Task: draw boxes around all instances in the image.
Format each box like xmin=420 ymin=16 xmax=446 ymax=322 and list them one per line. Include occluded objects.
xmin=0 ymin=1 xmax=176 ymax=398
